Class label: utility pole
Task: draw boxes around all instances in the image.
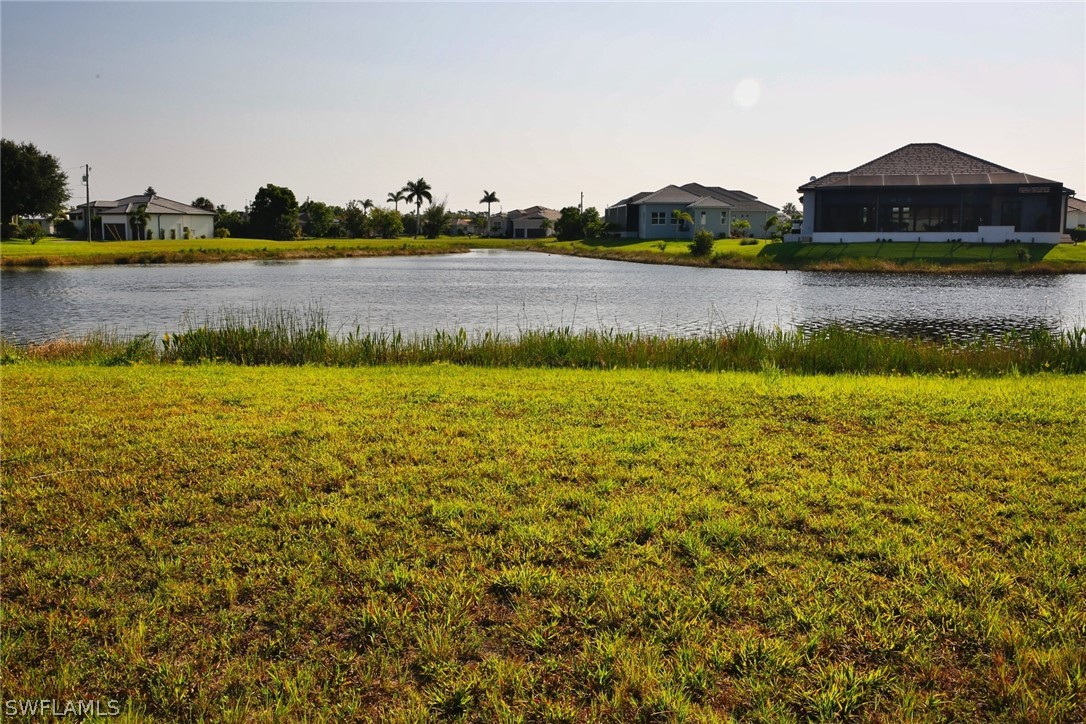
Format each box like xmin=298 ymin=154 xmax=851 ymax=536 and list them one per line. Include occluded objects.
xmin=579 ymin=192 xmax=584 ymax=215
xmin=83 ymin=164 xmax=91 ymax=241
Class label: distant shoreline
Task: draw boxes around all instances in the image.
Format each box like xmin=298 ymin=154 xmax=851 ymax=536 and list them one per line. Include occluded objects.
xmin=2 ymin=237 xmax=1084 ymax=274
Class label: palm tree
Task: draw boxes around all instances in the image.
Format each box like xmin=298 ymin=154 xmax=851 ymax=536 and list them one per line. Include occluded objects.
xmin=362 ymin=199 xmax=374 ymax=216
xmin=480 ymin=190 xmax=499 ymax=238
xmin=403 ymin=178 xmax=432 ymax=239
xmin=672 ymin=208 xmax=693 ymax=242
xmin=387 ymin=190 xmax=405 ymax=211
xmin=129 ymin=204 xmax=150 ymax=240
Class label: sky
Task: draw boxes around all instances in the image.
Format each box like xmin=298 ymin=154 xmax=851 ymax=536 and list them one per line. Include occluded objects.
xmin=2 ymin=1 xmax=1084 ymax=215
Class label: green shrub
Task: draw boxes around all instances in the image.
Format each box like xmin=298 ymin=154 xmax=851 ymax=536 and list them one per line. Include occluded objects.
xmin=55 ymin=219 xmax=79 ymax=238
xmin=215 ymin=227 xmax=231 ymax=238
xmin=689 ymin=229 xmax=715 ymax=256
xmin=1070 ymin=226 xmax=1086 ymax=243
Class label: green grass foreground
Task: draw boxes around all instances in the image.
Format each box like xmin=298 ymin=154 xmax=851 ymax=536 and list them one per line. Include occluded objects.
xmin=3 ymin=365 xmax=1084 ymax=720
xmin=0 ymin=236 xmax=526 ymax=267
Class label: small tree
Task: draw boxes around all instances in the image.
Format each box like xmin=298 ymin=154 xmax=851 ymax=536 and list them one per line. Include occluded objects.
xmin=781 ymin=202 xmax=799 ymax=218
xmin=341 ymin=201 xmax=368 ymax=238
xmin=129 ymin=204 xmax=150 ymax=240
xmin=539 ymin=219 xmax=553 ymax=237
xmin=689 ymin=228 xmax=714 ymax=256
xmin=24 ymin=222 xmax=45 ymax=245
xmin=672 ymin=209 xmax=693 ymax=242
xmin=730 ymin=219 xmax=751 ymax=238
xmin=145 ymin=186 xmax=157 ymax=196
xmin=369 ymin=207 xmax=404 ymax=239
xmin=301 ymin=199 xmax=335 ymax=238
xmin=421 ymin=200 xmax=450 ymax=239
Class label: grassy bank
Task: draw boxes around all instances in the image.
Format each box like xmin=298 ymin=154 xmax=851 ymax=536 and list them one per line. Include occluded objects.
xmin=3 ymin=364 xmax=1084 ymax=719
xmin=0 ymin=236 xmax=527 ymax=267
xmin=544 ymin=238 xmax=1086 ymax=274
xmin=4 ymin=310 xmax=1085 ymax=375
xmin=5 ymin=236 xmax=1084 ymax=273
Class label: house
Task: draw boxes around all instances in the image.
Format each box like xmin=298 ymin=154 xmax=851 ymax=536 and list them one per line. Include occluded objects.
xmin=505 ymin=206 xmax=560 ymax=238
xmin=605 ymin=183 xmax=778 ymax=240
xmin=69 ymin=194 xmax=215 ymax=240
xmin=1066 ymin=196 xmax=1086 ymax=231
xmin=795 ymin=143 xmax=1074 ymax=244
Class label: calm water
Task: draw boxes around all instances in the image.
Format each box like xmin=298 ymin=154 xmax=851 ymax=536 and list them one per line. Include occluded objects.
xmin=1 ymin=250 xmax=1083 ymax=342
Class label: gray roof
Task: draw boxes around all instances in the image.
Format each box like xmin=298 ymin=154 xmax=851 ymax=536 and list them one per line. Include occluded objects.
xmin=799 ymin=144 xmax=1063 ymax=191
xmin=680 ymin=183 xmax=777 ymax=213
xmin=96 ymin=194 xmax=215 ymax=216
xmin=609 ymin=183 xmax=776 ymax=214
xmin=635 ymin=185 xmax=702 ymax=205
xmin=686 ymin=195 xmax=731 ymax=209
xmin=508 ymin=206 xmax=560 ymax=221
xmin=1067 ymin=197 xmax=1086 ymax=213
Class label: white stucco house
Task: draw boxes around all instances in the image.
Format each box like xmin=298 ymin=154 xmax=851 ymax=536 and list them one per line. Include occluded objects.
xmin=69 ymin=194 xmax=215 ymax=240
xmin=794 ymin=143 xmax=1074 ymax=244
xmin=605 ymin=183 xmax=778 ymax=240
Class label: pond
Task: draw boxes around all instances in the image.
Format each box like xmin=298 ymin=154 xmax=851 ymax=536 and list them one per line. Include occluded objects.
xmin=1 ymin=250 xmax=1083 ymax=342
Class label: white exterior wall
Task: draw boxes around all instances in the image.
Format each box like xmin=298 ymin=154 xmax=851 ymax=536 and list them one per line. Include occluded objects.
xmin=101 ymin=213 xmax=215 ymax=240
xmin=799 ymin=192 xmax=815 ymax=238
xmin=147 ymin=214 xmax=214 ymax=240
xmin=1067 ymin=207 xmax=1086 ymax=230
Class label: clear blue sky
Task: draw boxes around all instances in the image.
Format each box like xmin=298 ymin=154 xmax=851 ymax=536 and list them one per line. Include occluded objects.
xmin=2 ymin=2 xmax=1083 ymax=215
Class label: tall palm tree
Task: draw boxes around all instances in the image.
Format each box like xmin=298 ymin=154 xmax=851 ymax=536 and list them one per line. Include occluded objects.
xmin=387 ymin=190 xmax=405 ymax=211
xmin=129 ymin=204 xmax=150 ymax=240
xmin=362 ymin=199 xmax=374 ymax=216
xmin=480 ymin=190 xmax=499 ymax=238
xmin=403 ymin=178 xmax=432 ymax=239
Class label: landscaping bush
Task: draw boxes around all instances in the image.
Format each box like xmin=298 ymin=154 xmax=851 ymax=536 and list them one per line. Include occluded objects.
xmin=688 ymin=229 xmax=715 ymax=256
xmin=215 ymin=227 xmax=231 ymax=238
xmin=55 ymin=219 xmax=78 ymax=239
xmin=1070 ymin=226 xmax=1086 ymax=243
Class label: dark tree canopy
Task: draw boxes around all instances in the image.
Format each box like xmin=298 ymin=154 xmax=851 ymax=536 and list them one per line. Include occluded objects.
xmin=555 ymin=206 xmax=605 ymax=241
xmin=145 ymin=186 xmax=157 ymax=196
xmin=191 ymin=197 xmax=215 ymax=212
xmin=301 ymin=199 xmax=335 ymax=238
xmin=1 ymin=139 xmax=70 ymax=226
xmin=250 ymin=184 xmax=300 ymax=241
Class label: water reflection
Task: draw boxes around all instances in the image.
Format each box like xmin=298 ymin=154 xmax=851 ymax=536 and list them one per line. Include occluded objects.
xmin=1 ymin=250 xmax=1083 ymax=343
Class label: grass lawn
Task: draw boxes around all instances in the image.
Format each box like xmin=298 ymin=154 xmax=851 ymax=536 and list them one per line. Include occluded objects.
xmin=3 ymin=364 xmax=1084 ymax=720
xmin=541 ymin=238 xmax=1086 ymax=273
xmin=0 ymin=236 xmax=527 ymax=267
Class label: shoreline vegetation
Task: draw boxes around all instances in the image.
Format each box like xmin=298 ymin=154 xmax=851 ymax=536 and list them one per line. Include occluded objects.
xmin=2 ymin=236 xmax=1084 ymax=273
xmin=4 ymin=363 xmax=1084 ymax=719
xmin=4 ymin=308 xmax=1084 ymax=375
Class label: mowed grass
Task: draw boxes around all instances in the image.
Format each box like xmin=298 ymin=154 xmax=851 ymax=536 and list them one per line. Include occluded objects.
xmin=3 ymin=364 xmax=1085 ymax=720
xmin=0 ymin=236 xmax=526 ymax=267
xmin=542 ymin=238 xmax=1086 ymax=273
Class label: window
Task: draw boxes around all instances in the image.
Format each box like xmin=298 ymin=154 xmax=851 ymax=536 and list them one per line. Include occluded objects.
xmin=721 ymin=212 xmax=728 ymax=225
xmin=650 ymin=211 xmax=666 ymax=225
xmin=700 ymin=211 xmax=707 ymax=225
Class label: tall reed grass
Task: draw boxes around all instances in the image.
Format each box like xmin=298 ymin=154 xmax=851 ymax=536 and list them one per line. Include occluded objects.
xmin=5 ymin=306 xmax=1085 ymax=375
